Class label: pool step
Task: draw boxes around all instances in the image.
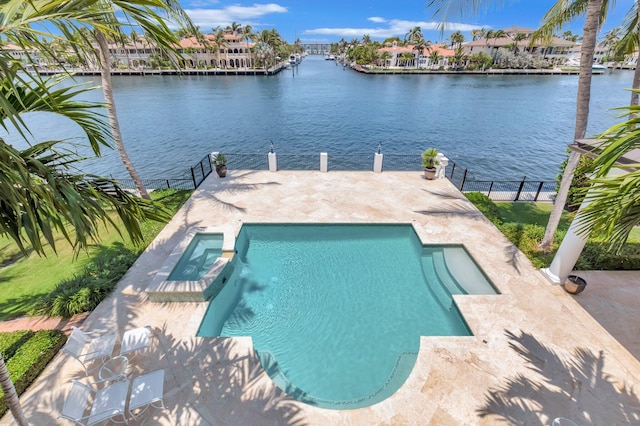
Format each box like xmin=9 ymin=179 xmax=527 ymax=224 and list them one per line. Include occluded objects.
xmin=432 ymin=250 xmax=468 ymax=295
xmin=420 ymin=249 xmax=468 ymax=311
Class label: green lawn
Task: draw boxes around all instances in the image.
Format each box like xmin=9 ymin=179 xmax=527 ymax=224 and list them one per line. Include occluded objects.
xmin=494 ymin=202 xmax=640 ymax=242
xmin=0 ymin=189 xmax=191 ymax=321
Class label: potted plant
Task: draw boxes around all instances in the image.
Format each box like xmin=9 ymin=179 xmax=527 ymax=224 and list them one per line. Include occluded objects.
xmin=421 ymin=148 xmax=440 ymax=180
xmin=563 ymin=274 xmax=587 ymax=294
xmin=214 ymin=153 xmax=227 ymax=178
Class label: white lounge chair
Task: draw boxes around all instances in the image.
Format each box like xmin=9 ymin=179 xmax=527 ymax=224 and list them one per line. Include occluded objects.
xmin=59 ymin=379 xmax=130 ymax=426
xmin=119 ymin=326 xmax=152 ymax=358
xmin=128 ymin=369 xmax=166 ymax=421
xmin=62 ymin=327 xmax=116 ymax=373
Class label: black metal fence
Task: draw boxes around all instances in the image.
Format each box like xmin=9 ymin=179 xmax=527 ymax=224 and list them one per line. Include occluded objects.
xmin=382 ymin=154 xmax=422 ymax=171
xmin=278 ymin=154 xmax=320 ymax=170
xmin=225 ymin=153 xmax=269 ymax=170
xmin=330 ymin=153 xmax=375 ymax=170
xmin=113 ymin=152 xmax=557 ymax=202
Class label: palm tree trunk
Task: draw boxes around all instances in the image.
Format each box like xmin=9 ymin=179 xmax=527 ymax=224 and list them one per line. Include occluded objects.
xmin=0 ymin=356 xmax=27 ymax=426
xmin=540 ymin=0 xmax=601 ymax=252
xmin=95 ymin=31 xmax=150 ymax=200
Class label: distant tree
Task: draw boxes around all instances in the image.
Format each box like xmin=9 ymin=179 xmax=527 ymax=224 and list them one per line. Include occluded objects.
xmin=428 ymin=49 xmax=442 ymax=68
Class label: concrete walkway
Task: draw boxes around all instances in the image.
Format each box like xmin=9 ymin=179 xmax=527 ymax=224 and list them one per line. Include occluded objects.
xmin=2 ymin=171 xmax=639 ymax=425
xmin=0 ymin=313 xmax=88 ymax=335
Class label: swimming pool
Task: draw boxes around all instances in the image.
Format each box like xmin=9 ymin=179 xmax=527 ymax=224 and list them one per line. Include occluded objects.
xmin=167 ymin=233 xmax=223 ymax=281
xmin=197 ymin=224 xmax=497 ymax=409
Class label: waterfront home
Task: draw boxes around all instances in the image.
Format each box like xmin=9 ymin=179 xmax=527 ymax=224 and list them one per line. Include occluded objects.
xmin=463 ymin=26 xmax=579 ymax=65
xmin=377 ymin=42 xmax=454 ymax=69
xmin=178 ymin=34 xmax=254 ymax=69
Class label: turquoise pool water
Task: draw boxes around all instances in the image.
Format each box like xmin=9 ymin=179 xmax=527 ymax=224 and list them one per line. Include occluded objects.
xmin=197 ymin=224 xmax=496 ymax=409
xmin=167 ymin=234 xmax=223 ymax=281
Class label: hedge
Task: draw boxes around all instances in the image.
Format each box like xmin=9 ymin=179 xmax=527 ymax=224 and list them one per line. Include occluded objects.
xmin=0 ymin=330 xmax=67 ymax=417
xmin=465 ymin=192 xmax=640 ymax=270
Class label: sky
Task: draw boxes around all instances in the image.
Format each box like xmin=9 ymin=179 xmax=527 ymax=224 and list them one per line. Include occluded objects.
xmin=178 ymin=0 xmax=635 ymax=44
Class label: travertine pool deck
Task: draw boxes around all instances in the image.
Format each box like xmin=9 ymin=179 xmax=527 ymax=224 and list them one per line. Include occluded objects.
xmin=5 ymin=171 xmax=640 ymax=425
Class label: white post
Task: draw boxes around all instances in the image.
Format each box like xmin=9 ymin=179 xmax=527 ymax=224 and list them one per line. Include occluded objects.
xmin=436 ymin=154 xmax=449 ymax=179
xmin=320 ymin=152 xmax=328 ymax=172
xmin=540 ymin=169 xmax=622 ymax=284
xmin=268 ymin=152 xmax=277 ymax=172
xmin=373 ymin=153 xmax=383 ymax=173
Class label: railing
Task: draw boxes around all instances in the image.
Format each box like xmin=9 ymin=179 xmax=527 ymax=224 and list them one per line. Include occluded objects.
xmin=330 ymin=153 xmax=375 ymax=170
xmin=225 ymin=153 xmax=268 ymax=170
xmin=112 ymin=152 xmax=556 ymax=202
xmin=382 ymin=154 xmax=422 ymax=171
xmin=278 ymin=154 xmax=320 ymax=170
xmin=114 ymin=178 xmax=196 ymax=191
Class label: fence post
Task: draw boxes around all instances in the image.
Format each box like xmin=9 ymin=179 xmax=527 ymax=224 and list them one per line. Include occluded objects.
xmin=320 ymin=152 xmax=328 ymax=172
xmin=515 ymin=176 xmax=526 ymax=201
xmin=373 ymin=153 xmax=383 ymax=172
xmin=200 ymin=160 xmax=205 ymax=177
xmin=488 ymin=181 xmax=494 ymax=198
xmin=190 ymin=167 xmax=197 ymax=188
xmin=166 ymin=179 xmax=171 ymax=189
xmin=534 ymin=181 xmax=544 ymax=201
xmin=450 ymin=162 xmax=456 ymax=178
xmin=460 ymin=169 xmax=467 ymax=190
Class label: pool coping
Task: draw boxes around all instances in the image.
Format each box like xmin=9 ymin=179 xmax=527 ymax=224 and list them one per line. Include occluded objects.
xmin=145 ymin=226 xmax=235 ymax=302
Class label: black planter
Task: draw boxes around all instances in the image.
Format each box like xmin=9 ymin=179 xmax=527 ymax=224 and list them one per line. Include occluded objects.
xmin=563 ymin=275 xmax=587 ymax=295
xmin=216 ymin=165 xmax=227 ymax=178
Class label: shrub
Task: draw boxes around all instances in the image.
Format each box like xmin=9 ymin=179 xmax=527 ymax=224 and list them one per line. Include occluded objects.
xmin=0 ymin=330 xmax=67 ymax=417
xmin=465 ymin=192 xmax=503 ymax=226
xmin=31 ymin=248 xmax=138 ymax=317
xmin=0 ymin=331 xmax=33 ymax=360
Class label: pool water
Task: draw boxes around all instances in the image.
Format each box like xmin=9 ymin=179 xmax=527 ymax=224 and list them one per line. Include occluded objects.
xmin=167 ymin=234 xmax=223 ymax=281
xmin=198 ymin=224 xmax=493 ymax=409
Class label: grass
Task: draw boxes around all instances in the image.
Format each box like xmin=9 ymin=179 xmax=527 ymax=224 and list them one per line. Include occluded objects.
xmin=0 ymin=189 xmax=192 ymax=321
xmin=467 ymin=194 xmax=640 ymax=269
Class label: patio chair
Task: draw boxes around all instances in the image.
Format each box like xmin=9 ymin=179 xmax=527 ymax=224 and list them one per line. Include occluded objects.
xmin=128 ymin=369 xmax=166 ymax=421
xmin=119 ymin=326 xmax=152 ymax=358
xmin=59 ymin=379 xmax=130 ymax=426
xmin=62 ymin=326 xmax=116 ymax=373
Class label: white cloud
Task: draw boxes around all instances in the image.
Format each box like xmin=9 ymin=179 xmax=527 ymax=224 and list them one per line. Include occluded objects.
xmin=184 ymin=3 xmax=287 ymax=29
xmin=368 ymin=17 xmax=387 ymax=23
xmin=304 ymin=19 xmax=485 ymax=39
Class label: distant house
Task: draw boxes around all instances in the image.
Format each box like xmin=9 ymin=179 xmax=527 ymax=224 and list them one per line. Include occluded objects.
xmin=1 ymin=43 xmax=38 ymax=64
xmin=101 ymin=32 xmax=255 ymax=69
xmin=462 ymin=26 xmax=579 ymax=63
xmin=377 ymin=41 xmax=454 ymax=68
xmin=178 ymin=34 xmax=254 ymax=69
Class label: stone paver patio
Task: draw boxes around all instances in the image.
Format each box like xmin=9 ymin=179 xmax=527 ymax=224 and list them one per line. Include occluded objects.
xmin=3 ymin=171 xmax=639 ymax=425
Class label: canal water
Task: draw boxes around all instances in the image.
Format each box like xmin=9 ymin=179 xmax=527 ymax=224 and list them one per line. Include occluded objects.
xmin=7 ymin=56 xmax=634 ymax=180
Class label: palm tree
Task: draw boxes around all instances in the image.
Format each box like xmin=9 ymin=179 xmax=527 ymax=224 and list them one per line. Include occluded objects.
xmin=362 ymin=34 xmax=372 ymax=45
xmin=562 ymin=30 xmax=581 ymax=41
xmin=405 ymin=26 xmax=424 ymax=44
xmin=533 ymin=0 xmax=611 ymax=250
xmin=242 ymin=25 xmax=254 ymax=68
xmin=3 ymin=0 xmax=197 ymax=200
xmin=471 ymin=28 xmax=486 ymax=41
xmin=613 ymin=3 xmax=640 ymax=106
xmin=575 ymin=95 xmax=640 ymax=252
xmin=449 ymin=30 xmax=465 ymax=49
xmin=413 ymin=39 xmax=429 ymax=68
xmin=511 ymin=32 xmax=527 ymax=54
xmin=400 ymin=51 xmax=415 ymax=67
xmin=214 ymin=29 xmax=227 ymax=68
xmin=428 ymin=49 xmax=442 ymax=69
xmin=0 ymin=61 xmax=169 ymax=426
xmin=451 ymin=46 xmax=467 ymax=69
xmin=380 ymin=51 xmax=392 ymax=68
xmin=426 ymin=0 xmax=613 ymax=252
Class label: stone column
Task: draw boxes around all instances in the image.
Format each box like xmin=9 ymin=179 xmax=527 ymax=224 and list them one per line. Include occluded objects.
xmin=436 ymin=154 xmax=449 ymax=179
xmin=320 ymin=152 xmax=328 ymax=172
xmin=373 ymin=153 xmax=383 ymax=173
xmin=268 ymin=152 xmax=277 ymax=172
xmin=541 ymin=168 xmax=623 ymax=284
